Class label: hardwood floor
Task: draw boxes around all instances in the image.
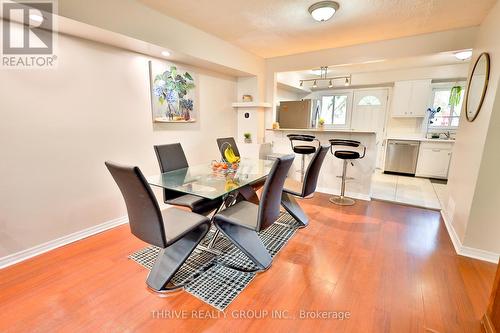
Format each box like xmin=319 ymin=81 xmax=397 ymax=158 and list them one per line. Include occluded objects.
xmin=0 ymin=193 xmax=496 ymax=332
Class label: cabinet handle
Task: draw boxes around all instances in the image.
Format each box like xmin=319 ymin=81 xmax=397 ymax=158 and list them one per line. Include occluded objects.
xmin=432 ymin=149 xmax=441 ymax=152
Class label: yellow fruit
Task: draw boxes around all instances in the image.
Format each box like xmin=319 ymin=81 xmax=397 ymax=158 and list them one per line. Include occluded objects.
xmin=224 ymin=146 xmax=238 ymax=163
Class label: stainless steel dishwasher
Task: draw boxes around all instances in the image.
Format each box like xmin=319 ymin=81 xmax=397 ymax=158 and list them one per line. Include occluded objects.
xmin=384 ymin=140 xmax=420 ymax=175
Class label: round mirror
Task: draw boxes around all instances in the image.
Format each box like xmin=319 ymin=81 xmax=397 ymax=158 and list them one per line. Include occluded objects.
xmin=466 ymin=52 xmax=490 ymax=122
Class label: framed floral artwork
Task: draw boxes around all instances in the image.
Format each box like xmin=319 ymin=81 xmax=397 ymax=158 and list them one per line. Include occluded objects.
xmin=148 ymin=60 xmax=197 ymax=123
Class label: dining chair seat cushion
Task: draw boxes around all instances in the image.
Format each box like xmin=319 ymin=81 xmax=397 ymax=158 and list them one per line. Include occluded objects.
xmin=165 ymin=194 xmax=221 ymax=214
xmin=160 ymin=207 xmax=210 ymax=245
xmin=292 ymin=145 xmax=317 ymax=155
xmin=214 ymin=200 xmax=259 ymax=231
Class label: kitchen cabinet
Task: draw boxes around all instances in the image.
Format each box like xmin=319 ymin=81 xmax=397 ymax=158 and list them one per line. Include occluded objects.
xmin=416 ymin=142 xmax=453 ymax=179
xmin=391 ymin=80 xmax=432 ymax=117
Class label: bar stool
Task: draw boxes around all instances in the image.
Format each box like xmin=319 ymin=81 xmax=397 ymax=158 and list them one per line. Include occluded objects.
xmin=329 ymin=139 xmax=366 ymax=206
xmin=287 ymin=134 xmax=320 ymax=181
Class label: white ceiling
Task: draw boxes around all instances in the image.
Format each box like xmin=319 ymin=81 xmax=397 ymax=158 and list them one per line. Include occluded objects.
xmin=292 ymin=51 xmax=472 ymax=79
xmin=139 ymin=0 xmax=496 ymax=58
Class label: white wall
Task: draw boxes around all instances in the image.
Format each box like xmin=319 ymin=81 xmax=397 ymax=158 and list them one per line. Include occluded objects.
xmin=0 ymin=32 xmax=237 ymax=257
xmin=446 ymin=0 xmax=500 ymax=253
xmin=276 ymin=88 xmax=302 ymax=102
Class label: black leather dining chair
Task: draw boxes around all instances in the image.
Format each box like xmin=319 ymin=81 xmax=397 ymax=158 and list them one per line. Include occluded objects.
xmin=281 ymin=145 xmax=329 ymax=228
xmin=213 ymin=154 xmax=295 ymax=271
xmin=105 ymin=161 xmax=210 ymax=292
xmin=154 ymin=143 xmax=222 ymax=215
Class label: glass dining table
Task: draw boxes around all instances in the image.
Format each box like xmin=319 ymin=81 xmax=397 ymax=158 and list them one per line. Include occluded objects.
xmin=147 ymin=158 xmax=274 ymax=200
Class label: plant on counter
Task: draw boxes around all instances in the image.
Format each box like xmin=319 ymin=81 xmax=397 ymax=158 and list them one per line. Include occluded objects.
xmin=244 ymin=132 xmax=252 ymax=143
xmin=318 ymin=117 xmax=325 ymax=126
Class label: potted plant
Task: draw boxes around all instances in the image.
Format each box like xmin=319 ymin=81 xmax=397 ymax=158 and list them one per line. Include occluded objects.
xmin=318 ymin=117 xmax=325 ymax=130
xmin=244 ymin=132 xmax=252 ymax=143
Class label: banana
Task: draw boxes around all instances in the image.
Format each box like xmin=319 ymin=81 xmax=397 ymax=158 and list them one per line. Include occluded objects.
xmin=224 ymin=146 xmax=239 ymax=163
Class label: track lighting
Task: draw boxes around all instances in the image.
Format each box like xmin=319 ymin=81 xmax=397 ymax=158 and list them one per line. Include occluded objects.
xmin=328 ymin=80 xmax=333 ymax=88
xmin=312 ymin=80 xmax=318 ymax=88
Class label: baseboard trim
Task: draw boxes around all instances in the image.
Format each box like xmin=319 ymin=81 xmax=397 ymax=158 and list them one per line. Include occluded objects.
xmin=440 ymin=210 xmax=499 ymax=264
xmin=316 ymin=186 xmax=371 ymax=202
xmin=0 ymin=216 xmax=128 ymax=269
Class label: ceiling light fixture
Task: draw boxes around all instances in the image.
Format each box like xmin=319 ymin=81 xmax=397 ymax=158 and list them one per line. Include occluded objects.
xmin=455 ymin=50 xmax=472 ymax=61
xmin=29 ymin=14 xmax=44 ymax=23
xmin=300 ymin=66 xmax=350 ymax=89
xmin=308 ymin=1 xmax=339 ymax=22
xmin=161 ymin=50 xmax=171 ymax=57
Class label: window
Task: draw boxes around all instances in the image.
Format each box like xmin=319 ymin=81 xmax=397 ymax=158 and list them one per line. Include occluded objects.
xmin=358 ymin=95 xmax=382 ymax=106
xmin=320 ymin=94 xmax=350 ymax=127
xmin=429 ymin=86 xmax=465 ymax=129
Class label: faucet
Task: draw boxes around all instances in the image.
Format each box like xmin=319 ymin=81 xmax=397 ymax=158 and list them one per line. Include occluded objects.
xmin=443 ymin=131 xmax=451 ymax=139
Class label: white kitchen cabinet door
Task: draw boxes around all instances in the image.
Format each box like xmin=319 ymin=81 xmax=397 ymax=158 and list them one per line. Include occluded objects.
xmin=391 ymin=80 xmax=431 ymax=117
xmin=391 ymin=81 xmax=412 ymax=117
xmin=409 ymin=79 xmax=432 ymax=117
xmin=416 ymin=146 xmax=452 ymax=179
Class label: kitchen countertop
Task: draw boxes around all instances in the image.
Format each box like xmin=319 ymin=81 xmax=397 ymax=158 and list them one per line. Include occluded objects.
xmin=386 ymin=136 xmax=455 ymax=143
xmin=266 ymin=128 xmax=376 ymax=134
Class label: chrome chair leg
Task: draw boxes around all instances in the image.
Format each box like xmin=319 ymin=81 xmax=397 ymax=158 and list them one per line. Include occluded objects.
xmin=330 ymin=159 xmax=355 ymax=206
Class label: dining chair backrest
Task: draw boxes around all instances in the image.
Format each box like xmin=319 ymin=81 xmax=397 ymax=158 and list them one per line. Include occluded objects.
xmin=301 ymin=145 xmax=329 ymax=197
xmin=217 ymin=137 xmax=241 ymax=159
xmin=154 ymin=143 xmax=189 ymax=173
xmin=154 ymin=143 xmax=189 ymax=202
xmin=257 ymin=154 xmax=295 ymax=231
xmin=105 ymin=161 xmax=167 ymax=248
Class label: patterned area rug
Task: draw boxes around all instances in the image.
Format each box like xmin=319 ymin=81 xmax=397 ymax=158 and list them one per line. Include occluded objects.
xmin=129 ymin=212 xmax=300 ymax=311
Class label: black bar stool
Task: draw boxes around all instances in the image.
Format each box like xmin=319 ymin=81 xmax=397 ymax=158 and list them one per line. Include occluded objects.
xmin=287 ymin=134 xmax=320 ymax=181
xmin=329 ymin=139 xmax=366 ymax=206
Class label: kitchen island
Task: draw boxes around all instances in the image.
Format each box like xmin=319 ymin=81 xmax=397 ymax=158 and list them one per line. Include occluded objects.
xmin=266 ymin=128 xmax=377 ymax=200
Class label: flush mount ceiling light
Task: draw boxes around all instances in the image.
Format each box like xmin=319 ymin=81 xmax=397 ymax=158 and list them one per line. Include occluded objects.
xmin=29 ymin=13 xmax=44 ymax=23
xmin=161 ymin=50 xmax=171 ymax=57
xmin=308 ymin=1 xmax=339 ymax=22
xmin=455 ymin=50 xmax=472 ymax=61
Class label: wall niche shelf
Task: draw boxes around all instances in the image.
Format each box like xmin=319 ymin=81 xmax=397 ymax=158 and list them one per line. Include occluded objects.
xmin=232 ymin=102 xmax=272 ymax=108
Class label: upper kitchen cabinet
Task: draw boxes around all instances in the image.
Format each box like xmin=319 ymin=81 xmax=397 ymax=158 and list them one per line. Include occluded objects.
xmin=391 ymin=79 xmax=432 ymax=117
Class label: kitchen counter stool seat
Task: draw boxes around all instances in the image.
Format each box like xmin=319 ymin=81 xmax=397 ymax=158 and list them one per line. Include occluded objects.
xmin=287 ymin=134 xmax=320 ymax=181
xmin=329 ymin=139 xmax=366 ymax=206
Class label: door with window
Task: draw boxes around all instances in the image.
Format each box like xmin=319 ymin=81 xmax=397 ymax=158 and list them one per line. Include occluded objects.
xmin=319 ymin=92 xmax=353 ymax=128
xmin=352 ymin=89 xmax=389 ymax=169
